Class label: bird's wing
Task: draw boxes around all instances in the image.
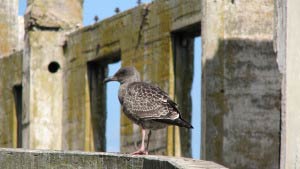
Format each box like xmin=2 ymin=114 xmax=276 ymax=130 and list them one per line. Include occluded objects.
xmin=124 ymin=82 xmax=180 ymax=120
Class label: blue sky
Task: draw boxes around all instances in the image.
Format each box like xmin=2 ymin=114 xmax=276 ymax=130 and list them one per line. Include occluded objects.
xmin=19 ymin=0 xmax=201 ymax=159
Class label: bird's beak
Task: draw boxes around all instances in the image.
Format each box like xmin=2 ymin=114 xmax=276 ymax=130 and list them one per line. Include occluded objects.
xmin=104 ymin=76 xmax=117 ymax=83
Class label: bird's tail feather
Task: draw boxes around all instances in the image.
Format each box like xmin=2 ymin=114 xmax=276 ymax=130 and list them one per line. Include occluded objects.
xmin=165 ymin=99 xmax=193 ymax=128
xmin=177 ymin=117 xmax=193 ymax=129
xmin=154 ymin=118 xmax=193 ymax=129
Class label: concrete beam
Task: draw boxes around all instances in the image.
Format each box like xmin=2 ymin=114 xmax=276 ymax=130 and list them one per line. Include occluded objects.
xmin=0 ymin=148 xmax=227 ymax=169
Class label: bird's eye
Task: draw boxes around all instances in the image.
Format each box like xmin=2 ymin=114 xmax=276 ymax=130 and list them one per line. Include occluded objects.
xmin=117 ymin=70 xmax=126 ymax=76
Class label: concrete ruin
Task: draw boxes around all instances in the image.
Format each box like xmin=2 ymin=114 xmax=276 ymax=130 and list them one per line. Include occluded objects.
xmin=0 ymin=0 xmax=298 ymax=168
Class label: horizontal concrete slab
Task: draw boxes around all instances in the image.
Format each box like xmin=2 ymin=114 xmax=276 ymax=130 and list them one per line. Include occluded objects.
xmin=0 ymin=148 xmax=227 ymax=169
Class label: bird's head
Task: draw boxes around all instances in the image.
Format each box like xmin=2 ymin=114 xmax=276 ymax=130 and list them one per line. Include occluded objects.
xmin=104 ymin=66 xmax=141 ymax=84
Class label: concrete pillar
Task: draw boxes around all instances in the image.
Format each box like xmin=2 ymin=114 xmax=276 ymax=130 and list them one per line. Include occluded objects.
xmin=0 ymin=0 xmax=18 ymax=57
xmin=276 ymin=0 xmax=300 ymax=168
xmin=22 ymin=0 xmax=83 ymax=149
xmin=202 ymin=0 xmax=280 ymax=168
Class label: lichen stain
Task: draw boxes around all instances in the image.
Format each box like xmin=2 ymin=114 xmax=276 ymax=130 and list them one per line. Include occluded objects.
xmin=0 ymin=52 xmax=22 ymax=147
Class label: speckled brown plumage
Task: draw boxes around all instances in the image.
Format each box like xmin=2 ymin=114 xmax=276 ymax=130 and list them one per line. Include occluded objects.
xmin=123 ymin=82 xmax=192 ymax=129
xmin=104 ymin=66 xmax=192 ymax=154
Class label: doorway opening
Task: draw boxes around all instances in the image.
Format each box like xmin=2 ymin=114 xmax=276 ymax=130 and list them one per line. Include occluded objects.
xmin=172 ymin=22 xmax=201 ymax=159
xmin=106 ymin=61 xmax=121 ymax=152
xmin=13 ymin=85 xmax=22 ymax=148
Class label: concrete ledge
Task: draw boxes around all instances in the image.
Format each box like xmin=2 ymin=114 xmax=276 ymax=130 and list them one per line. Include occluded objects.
xmin=0 ymin=148 xmax=227 ymax=169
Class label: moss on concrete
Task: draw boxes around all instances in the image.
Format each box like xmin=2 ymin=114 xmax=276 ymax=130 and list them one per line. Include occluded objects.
xmin=0 ymin=51 xmax=22 ymax=147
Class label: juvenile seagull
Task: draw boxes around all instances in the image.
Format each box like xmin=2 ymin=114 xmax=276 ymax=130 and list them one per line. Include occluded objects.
xmin=104 ymin=66 xmax=193 ymax=155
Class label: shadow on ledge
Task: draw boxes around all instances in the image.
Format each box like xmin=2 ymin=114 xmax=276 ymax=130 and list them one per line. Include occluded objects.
xmin=0 ymin=148 xmax=227 ymax=169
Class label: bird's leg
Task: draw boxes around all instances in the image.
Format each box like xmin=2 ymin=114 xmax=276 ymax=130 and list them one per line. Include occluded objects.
xmin=132 ymin=128 xmax=148 ymax=155
xmin=140 ymin=129 xmax=146 ymax=152
xmin=146 ymin=130 xmax=152 ymax=152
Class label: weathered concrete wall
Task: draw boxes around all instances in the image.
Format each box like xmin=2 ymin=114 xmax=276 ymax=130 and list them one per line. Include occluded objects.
xmin=64 ymin=0 xmax=200 ymax=155
xmin=0 ymin=1 xmax=24 ymax=148
xmin=0 ymin=148 xmax=227 ymax=169
xmin=275 ymin=0 xmax=300 ymax=168
xmin=0 ymin=51 xmax=23 ymax=147
xmin=202 ymin=0 xmax=280 ymax=168
xmin=0 ymin=0 xmax=18 ymax=57
xmin=22 ymin=0 xmax=83 ymax=149
xmin=0 ymin=0 xmax=289 ymax=168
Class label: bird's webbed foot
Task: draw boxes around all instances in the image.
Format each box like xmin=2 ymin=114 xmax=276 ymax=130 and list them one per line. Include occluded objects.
xmin=131 ymin=149 xmax=148 ymax=155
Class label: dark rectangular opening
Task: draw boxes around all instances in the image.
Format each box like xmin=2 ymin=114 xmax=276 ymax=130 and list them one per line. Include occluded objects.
xmin=87 ymin=53 xmax=121 ymax=152
xmin=13 ymin=85 xmax=22 ymax=148
xmin=87 ymin=61 xmax=108 ymax=151
xmin=172 ymin=22 xmax=201 ymax=159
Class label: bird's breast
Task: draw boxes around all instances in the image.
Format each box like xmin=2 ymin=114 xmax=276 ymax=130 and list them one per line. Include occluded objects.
xmin=118 ymin=84 xmax=127 ymax=104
